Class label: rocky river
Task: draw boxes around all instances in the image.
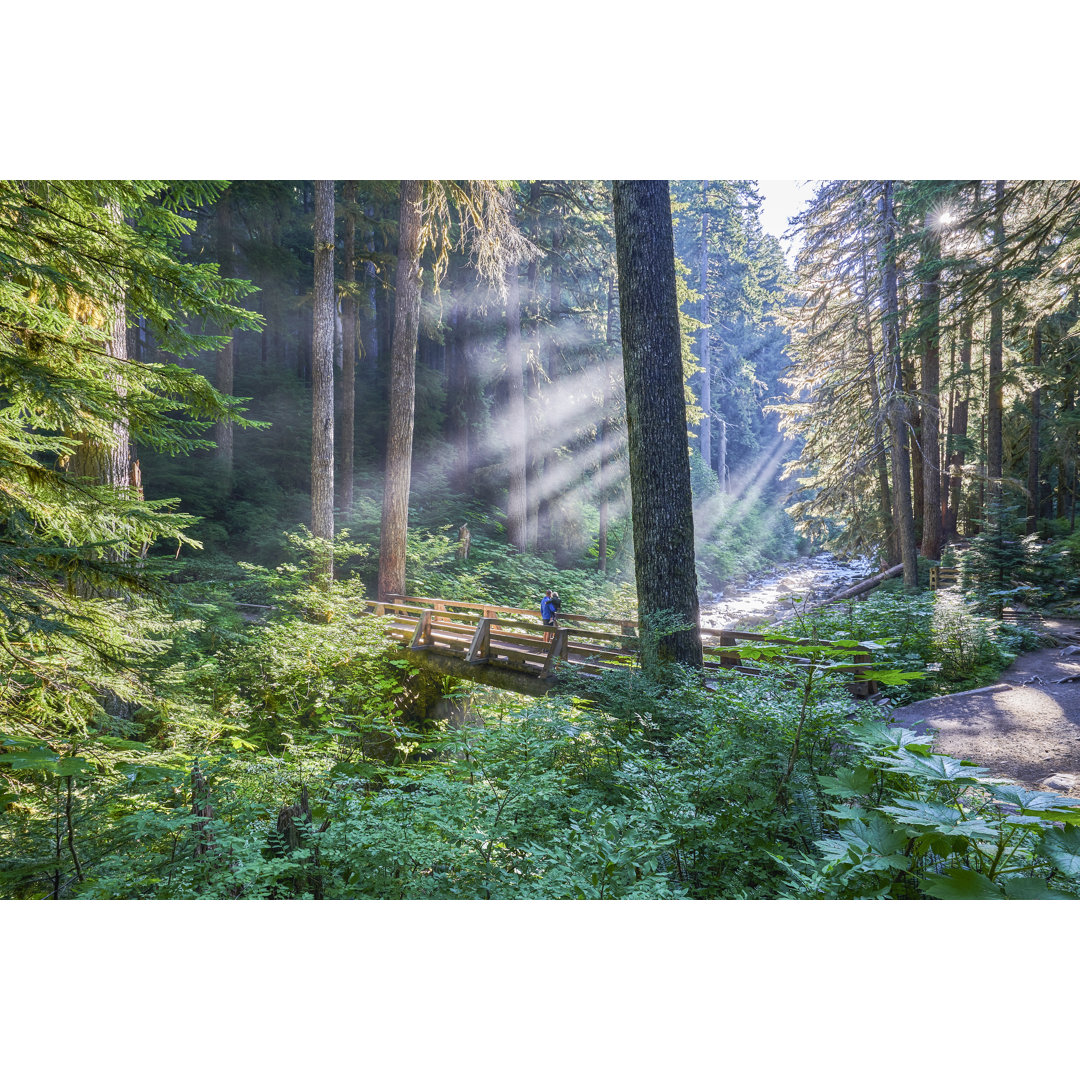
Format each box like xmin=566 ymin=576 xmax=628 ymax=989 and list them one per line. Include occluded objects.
xmin=699 ymin=552 xmax=875 ymax=630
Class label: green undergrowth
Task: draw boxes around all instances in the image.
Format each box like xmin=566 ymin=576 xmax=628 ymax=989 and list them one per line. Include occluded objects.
xmin=780 ymin=587 xmax=1044 ymax=704
xmin=2 ymin=529 xmax=1070 ymax=901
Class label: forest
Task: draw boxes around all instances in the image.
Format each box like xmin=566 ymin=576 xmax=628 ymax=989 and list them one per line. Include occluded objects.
xmin=4 ymin=177 xmax=1080 ymax=902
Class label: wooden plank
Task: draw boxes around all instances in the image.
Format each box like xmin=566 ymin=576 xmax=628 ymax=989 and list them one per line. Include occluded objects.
xmin=566 ymin=644 xmax=637 ymax=664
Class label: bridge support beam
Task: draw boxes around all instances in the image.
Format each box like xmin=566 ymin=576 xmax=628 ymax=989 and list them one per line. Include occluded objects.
xmin=396 ymin=647 xmax=563 ymax=698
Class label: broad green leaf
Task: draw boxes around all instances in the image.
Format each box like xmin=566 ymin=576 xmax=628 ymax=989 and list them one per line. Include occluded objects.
xmin=1039 ymin=825 xmax=1080 ymax=879
xmin=879 ymin=750 xmax=997 ymax=785
xmin=0 ymin=751 xmax=94 ymax=776
xmin=923 ymin=868 xmax=1004 ymax=900
xmin=1028 ymin=809 xmax=1080 ymax=826
xmin=0 ymin=749 xmax=59 ymax=771
xmin=867 ymin=669 xmax=927 ymax=686
xmin=879 ymin=799 xmax=998 ymax=839
xmin=990 ymin=785 xmax=1080 ymax=813
xmin=840 ymin=814 xmax=908 ymax=855
xmin=1002 ymin=877 xmax=1074 ymax=900
xmin=94 ymin=736 xmax=152 ymax=752
xmin=51 ymin=756 xmax=96 ymax=777
xmin=819 ymin=766 xmax=875 ymax=799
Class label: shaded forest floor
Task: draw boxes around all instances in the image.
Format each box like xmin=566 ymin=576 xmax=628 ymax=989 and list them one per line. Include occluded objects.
xmin=893 ymin=620 xmax=1080 ymax=798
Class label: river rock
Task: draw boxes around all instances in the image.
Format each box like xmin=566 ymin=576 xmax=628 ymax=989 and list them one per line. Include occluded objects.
xmin=1040 ymin=773 xmax=1078 ymax=792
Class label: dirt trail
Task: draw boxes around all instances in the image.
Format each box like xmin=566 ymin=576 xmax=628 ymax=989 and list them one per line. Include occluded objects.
xmin=891 ymin=620 xmax=1080 ymax=798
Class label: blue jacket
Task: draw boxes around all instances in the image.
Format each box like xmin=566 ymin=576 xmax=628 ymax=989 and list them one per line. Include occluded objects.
xmin=540 ymin=596 xmax=556 ymax=621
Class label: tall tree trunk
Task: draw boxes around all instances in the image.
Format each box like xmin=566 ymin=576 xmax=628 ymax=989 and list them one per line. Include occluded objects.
xmin=378 ymin=181 xmax=425 ymax=601
xmin=339 ymin=180 xmax=358 ymax=514
xmin=598 ymin=274 xmax=615 ymax=574
xmin=1063 ymin=368 xmax=1076 ymax=527
xmin=920 ymin=230 xmax=942 ymax=560
xmin=537 ymin=221 xmax=562 ymax=553
xmin=505 ymin=262 xmax=528 ymax=552
xmin=70 ymin=305 xmax=131 ymax=490
xmin=945 ymin=316 xmax=972 ymax=538
xmin=1027 ymin=323 xmax=1042 ymax=533
xmin=942 ymin=335 xmax=956 ymax=528
xmin=698 ymin=180 xmax=712 ymax=472
xmin=311 ymin=180 xmax=336 ymax=579
xmin=988 ymin=179 xmax=1006 ymax=489
xmin=525 ymin=255 xmax=542 ymax=550
xmin=447 ymin=293 xmax=469 ymax=491
xmin=865 ymin=353 xmax=897 ymax=565
xmin=860 ymin=238 xmax=896 ymax=564
xmin=612 ymin=180 xmax=702 ymax=670
xmin=907 ymin=339 xmax=923 ymax=541
xmin=214 ymin=189 xmax=234 ymax=476
xmin=879 ymin=181 xmax=919 ymax=588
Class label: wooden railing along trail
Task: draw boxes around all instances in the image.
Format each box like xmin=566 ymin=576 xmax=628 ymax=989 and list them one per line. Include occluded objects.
xmin=364 ymin=594 xmax=877 ymax=697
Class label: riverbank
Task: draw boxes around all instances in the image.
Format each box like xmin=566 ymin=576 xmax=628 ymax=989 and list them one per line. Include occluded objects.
xmin=699 ymin=552 xmax=873 ymax=630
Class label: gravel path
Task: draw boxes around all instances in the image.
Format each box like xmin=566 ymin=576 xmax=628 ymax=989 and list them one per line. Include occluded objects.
xmin=891 ymin=620 xmax=1080 ymax=798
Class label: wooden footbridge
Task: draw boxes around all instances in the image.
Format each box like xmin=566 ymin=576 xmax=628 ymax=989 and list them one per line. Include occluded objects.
xmin=362 ymin=594 xmax=877 ymax=698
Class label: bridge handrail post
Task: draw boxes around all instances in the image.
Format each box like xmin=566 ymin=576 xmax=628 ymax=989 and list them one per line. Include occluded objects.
xmin=850 ymin=649 xmax=875 ymax=697
xmin=540 ymin=627 xmax=569 ymax=678
xmin=410 ymin=609 xmax=433 ymax=649
xmin=466 ymin=618 xmax=492 ymax=664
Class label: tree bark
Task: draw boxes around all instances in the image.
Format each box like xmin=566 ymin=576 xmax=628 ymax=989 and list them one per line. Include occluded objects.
xmin=988 ymin=180 xmax=1006 ymax=489
xmin=944 ymin=314 xmax=972 ymax=537
xmin=447 ymin=294 xmax=469 ymax=491
xmin=860 ymin=216 xmax=895 ymax=562
xmin=537 ymin=218 xmax=562 ymax=554
xmin=698 ymin=180 xmax=712 ymax=472
xmin=505 ymin=262 xmax=528 ymax=552
xmin=1027 ymin=323 xmax=1042 ymax=533
xmin=339 ymin=180 xmax=358 ymax=514
xmin=612 ymin=180 xmax=702 ymax=670
xmin=378 ymin=181 xmax=425 ymax=600
xmin=879 ymin=181 xmax=919 ymax=588
xmin=525 ymin=253 xmax=542 ymax=551
xmin=70 ymin=302 xmax=131 ymax=490
xmin=920 ymin=230 xmax=942 ymax=560
xmin=311 ymin=181 xmax=336 ymax=576
xmin=598 ymin=274 xmax=615 ymax=574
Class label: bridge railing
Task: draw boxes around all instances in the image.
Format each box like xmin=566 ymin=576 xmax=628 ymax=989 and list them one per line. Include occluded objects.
xmin=364 ymin=598 xmax=876 ymax=695
xmin=382 ymin=594 xmax=639 ymax=636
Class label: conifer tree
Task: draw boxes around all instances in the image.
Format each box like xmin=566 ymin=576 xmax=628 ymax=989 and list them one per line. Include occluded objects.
xmin=612 ymin=180 xmax=702 ymax=670
xmin=311 ymin=181 xmax=336 ymax=580
xmin=879 ymin=181 xmax=919 ymax=587
xmin=378 ymin=180 xmax=424 ymax=600
xmin=0 ymin=179 xmax=257 ymax=768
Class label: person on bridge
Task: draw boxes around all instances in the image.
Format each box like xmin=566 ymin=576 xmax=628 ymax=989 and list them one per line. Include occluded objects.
xmin=541 ymin=589 xmax=558 ymax=641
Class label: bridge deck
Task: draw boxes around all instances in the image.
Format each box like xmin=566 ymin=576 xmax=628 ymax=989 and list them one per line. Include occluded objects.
xmin=365 ymin=594 xmax=878 ymax=697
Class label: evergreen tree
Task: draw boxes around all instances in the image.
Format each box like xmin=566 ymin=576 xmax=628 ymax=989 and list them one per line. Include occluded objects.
xmin=378 ymin=180 xmax=424 ymax=600
xmin=311 ymin=180 xmax=336 ymax=579
xmin=612 ymin=180 xmax=702 ymax=670
xmin=0 ymin=181 xmax=257 ymax=860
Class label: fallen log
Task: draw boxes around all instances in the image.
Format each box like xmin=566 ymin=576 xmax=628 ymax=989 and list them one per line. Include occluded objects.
xmin=767 ymin=563 xmax=904 ymax=626
xmin=827 ymin=563 xmax=904 ymax=602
